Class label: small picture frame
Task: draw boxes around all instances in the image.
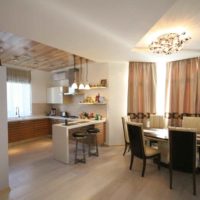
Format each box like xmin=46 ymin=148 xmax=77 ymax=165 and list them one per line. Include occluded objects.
xmin=100 ymin=79 xmax=107 ymax=87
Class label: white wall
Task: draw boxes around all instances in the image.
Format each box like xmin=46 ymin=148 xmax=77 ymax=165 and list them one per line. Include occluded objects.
xmin=31 ymin=70 xmax=51 ymax=103
xmin=0 ymin=67 xmax=9 ymax=191
xmin=107 ymin=62 xmax=129 ymax=145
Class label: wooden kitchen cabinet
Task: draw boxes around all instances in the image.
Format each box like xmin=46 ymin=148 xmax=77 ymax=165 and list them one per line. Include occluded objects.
xmin=33 ymin=119 xmax=51 ymax=137
xmin=8 ymin=118 xmax=51 ymax=143
xmin=95 ymin=122 xmax=106 ymax=145
xmin=8 ymin=120 xmax=34 ymax=143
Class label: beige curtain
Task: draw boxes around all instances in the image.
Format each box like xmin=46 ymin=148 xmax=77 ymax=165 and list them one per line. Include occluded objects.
xmin=7 ymin=68 xmax=31 ymax=83
xmin=128 ymin=62 xmax=156 ymax=123
xmin=165 ymin=57 xmax=200 ymax=126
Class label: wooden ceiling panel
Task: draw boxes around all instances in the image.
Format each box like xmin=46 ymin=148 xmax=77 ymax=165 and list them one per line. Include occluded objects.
xmin=0 ymin=31 xmax=92 ymax=71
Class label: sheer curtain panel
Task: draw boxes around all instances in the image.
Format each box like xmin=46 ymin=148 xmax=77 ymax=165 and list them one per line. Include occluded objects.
xmin=165 ymin=57 xmax=200 ymax=126
xmin=7 ymin=68 xmax=31 ymax=118
xmin=128 ymin=62 xmax=156 ymax=123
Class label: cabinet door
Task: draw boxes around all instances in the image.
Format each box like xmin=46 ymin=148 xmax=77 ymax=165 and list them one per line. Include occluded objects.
xmin=33 ymin=119 xmax=51 ymax=136
xmin=95 ymin=122 xmax=106 ymax=145
xmin=8 ymin=122 xmax=22 ymax=143
xmin=8 ymin=120 xmax=34 ymax=143
xmin=8 ymin=119 xmax=51 ymax=143
xmin=47 ymin=87 xmax=63 ymax=104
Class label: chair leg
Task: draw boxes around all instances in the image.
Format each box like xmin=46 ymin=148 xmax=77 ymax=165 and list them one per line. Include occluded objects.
xmin=123 ymin=143 xmax=128 ymax=156
xmin=129 ymin=151 xmax=134 ymax=170
xmin=95 ymin=134 xmax=99 ymax=156
xmin=82 ymin=139 xmax=86 ymax=163
xmin=169 ymin=165 xmax=172 ymax=189
xmin=142 ymin=158 xmax=146 ymax=177
xmin=157 ymin=154 xmax=161 ymax=170
xmin=75 ymin=139 xmax=78 ymax=164
xmin=193 ymin=170 xmax=196 ymax=195
xmin=88 ymin=135 xmax=91 ymax=156
xmin=128 ymin=144 xmax=130 ymax=152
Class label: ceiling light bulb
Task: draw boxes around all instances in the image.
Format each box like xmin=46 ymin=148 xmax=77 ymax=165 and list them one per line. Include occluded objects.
xmin=79 ymin=83 xmax=84 ymax=90
xmin=72 ymin=82 xmax=78 ymax=89
xmin=85 ymin=83 xmax=90 ymax=90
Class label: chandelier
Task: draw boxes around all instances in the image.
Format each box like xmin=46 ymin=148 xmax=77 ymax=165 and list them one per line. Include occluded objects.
xmin=149 ymin=32 xmax=191 ymax=55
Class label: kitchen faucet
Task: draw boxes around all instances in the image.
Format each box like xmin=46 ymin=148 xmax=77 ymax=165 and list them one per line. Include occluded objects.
xmin=16 ymin=107 xmax=20 ymax=118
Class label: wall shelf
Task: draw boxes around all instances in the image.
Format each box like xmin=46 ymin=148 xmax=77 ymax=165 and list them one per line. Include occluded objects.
xmin=79 ymin=102 xmax=107 ymax=105
xmin=90 ymin=86 xmax=107 ymax=89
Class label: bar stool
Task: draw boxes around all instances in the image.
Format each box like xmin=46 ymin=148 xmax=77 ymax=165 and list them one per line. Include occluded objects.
xmin=87 ymin=128 xmax=100 ymax=156
xmin=72 ymin=132 xmax=87 ymax=164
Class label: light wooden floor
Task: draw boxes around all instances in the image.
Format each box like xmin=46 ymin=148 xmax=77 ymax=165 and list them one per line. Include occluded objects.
xmin=1 ymin=138 xmax=200 ymax=200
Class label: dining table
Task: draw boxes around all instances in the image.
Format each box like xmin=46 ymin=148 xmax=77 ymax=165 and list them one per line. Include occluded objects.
xmin=143 ymin=128 xmax=200 ymax=164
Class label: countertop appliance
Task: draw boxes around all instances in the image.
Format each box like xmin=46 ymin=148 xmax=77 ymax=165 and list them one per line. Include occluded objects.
xmin=50 ymin=108 xmax=56 ymax=116
xmin=60 ymin=111 xmax=69 ymax=118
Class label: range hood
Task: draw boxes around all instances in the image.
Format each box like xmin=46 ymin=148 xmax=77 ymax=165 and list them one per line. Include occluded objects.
xmin=52 ymin=69 xmax=74 ymax=83
xmin=52 ymin=69 xmax=82 ymax=95
xmin=63 ymin=86 xmax=82 ymax=96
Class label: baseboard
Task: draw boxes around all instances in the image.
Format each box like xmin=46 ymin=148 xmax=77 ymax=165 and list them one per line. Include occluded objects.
xmin=104 ymin=144 xmax=124 ymax=147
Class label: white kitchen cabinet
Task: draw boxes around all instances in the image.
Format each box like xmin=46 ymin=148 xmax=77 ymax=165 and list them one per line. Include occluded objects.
xmin=47 ymin=86 xmax=72 ymax=104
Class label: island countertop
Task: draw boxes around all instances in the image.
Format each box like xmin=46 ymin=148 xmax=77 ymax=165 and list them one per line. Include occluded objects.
xmin=53 ymin=118 xmax=106 ymax=129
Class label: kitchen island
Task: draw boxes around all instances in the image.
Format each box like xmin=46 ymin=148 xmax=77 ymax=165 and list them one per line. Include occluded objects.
xmin=52 ymin=118 xmax=106 ymax=164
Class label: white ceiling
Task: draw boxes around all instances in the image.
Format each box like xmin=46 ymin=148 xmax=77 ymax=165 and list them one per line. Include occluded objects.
xmin=0 ymin=0 xmax=200 ymax=63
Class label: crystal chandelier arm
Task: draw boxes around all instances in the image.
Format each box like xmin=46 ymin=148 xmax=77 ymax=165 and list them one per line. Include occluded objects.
xmin=149 ymin=32 xmax=191 ymax=55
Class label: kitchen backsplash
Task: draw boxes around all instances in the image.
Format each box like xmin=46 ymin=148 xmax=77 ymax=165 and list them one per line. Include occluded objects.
xmin=32 ymin=103 xmax=51 ymax=115
xmin=51 ymin=95 xmax=107 ymax=117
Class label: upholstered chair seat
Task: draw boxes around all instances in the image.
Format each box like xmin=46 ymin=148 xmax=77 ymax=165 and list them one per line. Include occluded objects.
xmin=145 ymin=146 xmax=160 ymax=157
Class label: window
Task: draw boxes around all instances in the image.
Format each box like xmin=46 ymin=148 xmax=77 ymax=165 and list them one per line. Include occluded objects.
xmin=7 ymin=68 xmax=31 ymax=118
xmin=155 ymin=61 xmax=166 ymax=115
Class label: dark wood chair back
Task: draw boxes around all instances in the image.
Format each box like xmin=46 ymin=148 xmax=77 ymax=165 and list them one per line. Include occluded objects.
xmin=169 ymin=128 xmax=196 ymax=172
xmin=127 ymin=122 xmax=145 ymax=159
xmin=169 ymin=127 xmax=197 ymax=195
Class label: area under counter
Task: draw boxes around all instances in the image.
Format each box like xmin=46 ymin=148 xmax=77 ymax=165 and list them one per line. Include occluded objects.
xmin=52 ymin=119 xmax=106 ymax=164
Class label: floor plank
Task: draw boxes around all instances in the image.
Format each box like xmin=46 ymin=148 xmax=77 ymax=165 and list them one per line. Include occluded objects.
xmin=0 ymin=138 xmax=200 ymax=200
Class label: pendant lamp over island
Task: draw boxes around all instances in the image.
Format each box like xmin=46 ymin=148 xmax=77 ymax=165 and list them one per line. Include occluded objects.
xmin=78 ymin=57 xmax=85 ymax=89
xmin=71 ymin=54 xmax=78 ymax=89
xmin=85 ymin=59 xmax=90 ymax=90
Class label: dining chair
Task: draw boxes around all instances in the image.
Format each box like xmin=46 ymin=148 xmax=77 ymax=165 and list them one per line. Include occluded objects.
xmin=127 ymin=121 xmax=161 ymax=177
xmin=149 ymin=114 xmax=166 ymax=128
xmin=121 ymin=116 xmax=130 ymax=156
xmin=182 ymin=116 xmax=200 ymax=168
xmin=182 ymin=116 xmax=200 ymax=131
xmin=169 ymin=127 xmax=198 ymax=195
xmin=148 ymin=115 xmax=166 ymax=147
